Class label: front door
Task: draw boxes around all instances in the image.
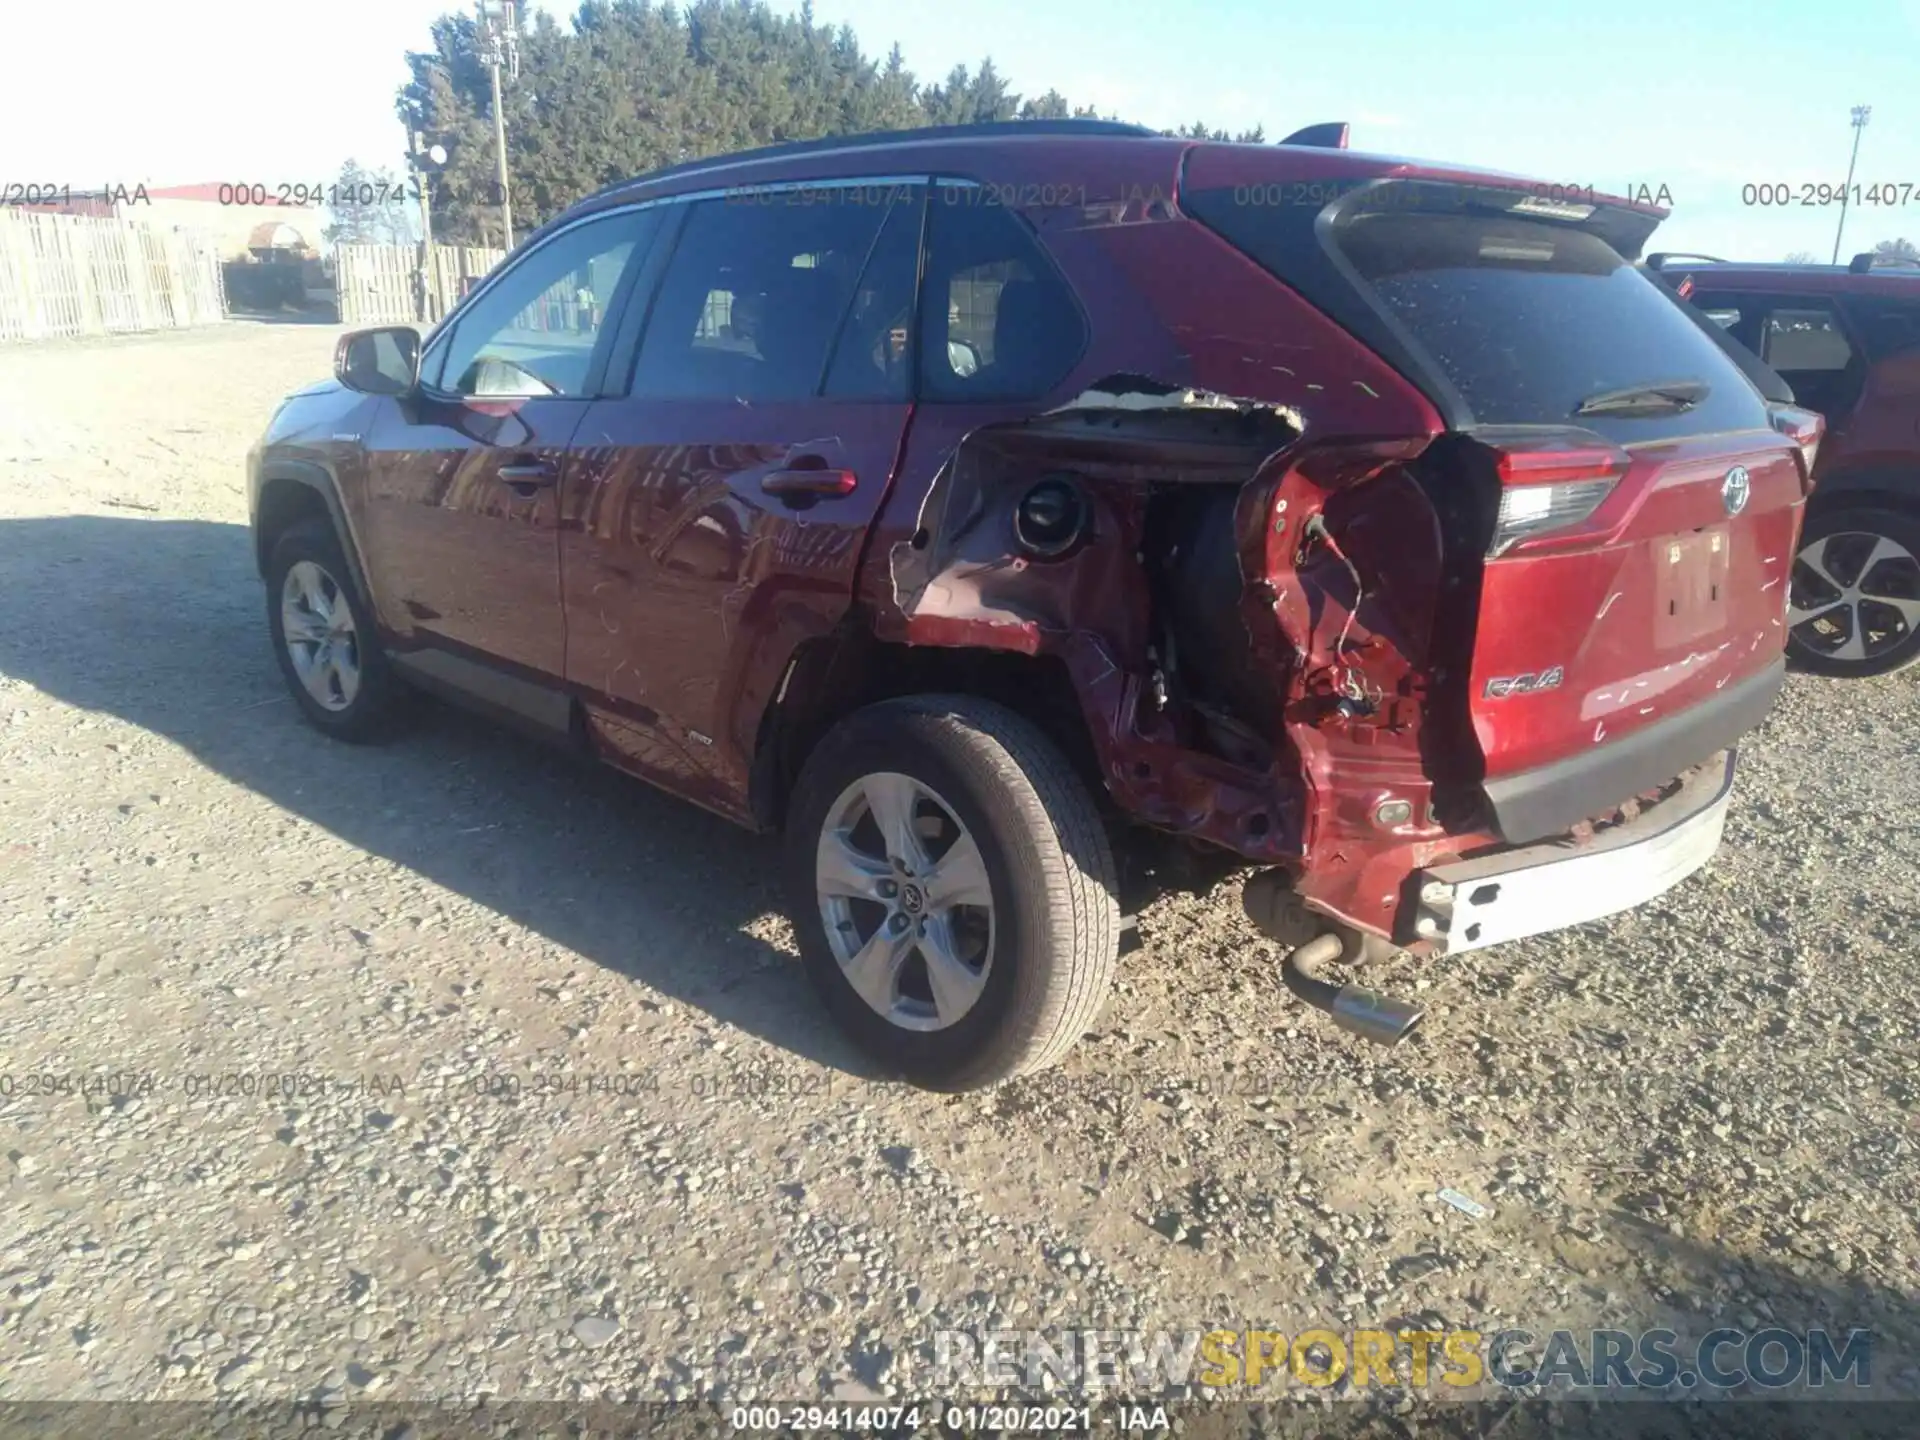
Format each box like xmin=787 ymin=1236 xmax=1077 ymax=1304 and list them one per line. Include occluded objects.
xmin=357 ymin=207 xmax=662 ymax=691
xmin=559 ymin=183 xmax=926 ymax=816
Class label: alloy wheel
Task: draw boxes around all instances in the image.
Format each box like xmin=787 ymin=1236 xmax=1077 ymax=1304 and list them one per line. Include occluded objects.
xmin=1788 ymin=530 xmax=1920 ymax=665
xmin=280 ymin=560 xmax=362 ymax=712
xmin=814 ymin=772 xmax=996 ymax=1033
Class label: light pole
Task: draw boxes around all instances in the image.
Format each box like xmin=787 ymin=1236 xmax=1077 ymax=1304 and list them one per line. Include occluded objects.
xmin=410 ymin=134 xmax=448 ymax=322
xmin=1831 ymin=105 xmax=1871 ymax=265
xmin=476 ymin=0 xmax=518 ymax=251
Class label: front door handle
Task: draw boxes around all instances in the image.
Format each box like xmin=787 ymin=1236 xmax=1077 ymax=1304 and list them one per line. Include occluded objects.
xmin=497 ymin=458 xmax=557 ymax=496
xmin=762 ymin=466 xmax=857 ymax=500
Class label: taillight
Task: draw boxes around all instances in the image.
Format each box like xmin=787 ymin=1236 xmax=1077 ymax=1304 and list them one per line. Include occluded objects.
xmin=1767 ymin=402 xmax=1824 ymax=485
xmin=1486 ymin=437 xmax=1630 ymax=556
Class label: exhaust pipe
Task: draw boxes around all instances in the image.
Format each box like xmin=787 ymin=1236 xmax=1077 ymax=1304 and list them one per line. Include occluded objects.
xmin=1279 ymin=933 xmax=1425 ymax=1046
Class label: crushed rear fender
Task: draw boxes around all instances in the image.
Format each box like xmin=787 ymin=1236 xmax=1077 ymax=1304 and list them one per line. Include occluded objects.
xmin=877 ymin=376 xmax=1479 ymax=935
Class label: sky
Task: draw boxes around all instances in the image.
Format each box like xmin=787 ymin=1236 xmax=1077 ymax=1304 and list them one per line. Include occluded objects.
xmin=5 ymin=0 xmax=1917 ymax=262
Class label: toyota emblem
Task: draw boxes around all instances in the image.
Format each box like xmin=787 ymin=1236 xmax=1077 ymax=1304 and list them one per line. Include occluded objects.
xmin=1722 ymin=465 xmax=1751 ymax=516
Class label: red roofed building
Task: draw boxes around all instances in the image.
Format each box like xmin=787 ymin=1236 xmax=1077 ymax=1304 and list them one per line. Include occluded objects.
xmin=24 ymin=183 xmax=323 ymax=261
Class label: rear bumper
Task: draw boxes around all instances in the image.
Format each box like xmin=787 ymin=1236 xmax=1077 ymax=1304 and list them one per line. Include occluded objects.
xmin=1412 ymin=749 xmax=1736 ymax=955
xmin=1481 ymin=658 xmax=1782 ymax=844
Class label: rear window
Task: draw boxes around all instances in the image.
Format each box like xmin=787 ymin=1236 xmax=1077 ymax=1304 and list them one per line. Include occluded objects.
xmin=1189 ymin=186 xmax=1771 ymax=443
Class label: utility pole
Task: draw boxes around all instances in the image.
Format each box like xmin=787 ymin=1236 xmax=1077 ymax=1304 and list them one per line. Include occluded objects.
xmin=1831 ymin=105 xmax=1871 ymax=265
xmin=477 ymin=0 xmax=518 ymax=251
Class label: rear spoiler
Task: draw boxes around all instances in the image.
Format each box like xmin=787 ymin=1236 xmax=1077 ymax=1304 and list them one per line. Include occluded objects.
xmin=1279 ymin=122 xmax=1349 ymax=149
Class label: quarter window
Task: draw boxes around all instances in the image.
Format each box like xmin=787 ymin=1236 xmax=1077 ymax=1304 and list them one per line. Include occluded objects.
xmin=919 ymin=187 xmax=1087 ymax=401
xmin=1845 ymin=299 xmax=1920 ymax=361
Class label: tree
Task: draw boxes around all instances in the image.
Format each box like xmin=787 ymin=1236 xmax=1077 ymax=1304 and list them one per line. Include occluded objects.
xmin=397 ymin=0 xmax=1263 ymax=243
xmin=1171 ymin=119 xmax=1267 ymax=142
xmin=321 ymin=159 xmax=413 ymax=246
xmin=1874 ymin=237 xmax=1919 ymax=261
xmin=1783 ymin=249 xmax=1819 ymax=264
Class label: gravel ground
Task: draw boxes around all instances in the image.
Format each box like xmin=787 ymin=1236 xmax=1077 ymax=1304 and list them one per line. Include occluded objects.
xmin=1 ymin=321 xmax=1917 ymax=1425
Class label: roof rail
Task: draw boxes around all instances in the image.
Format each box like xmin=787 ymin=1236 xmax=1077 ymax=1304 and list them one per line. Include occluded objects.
xmin=1645 ymin=252 xmax=1728 ymax=270
xmin=1279 ymin=121 xmax=1349 ymax=149
xmin=1851 ymin=250 xmax=1920 ymax=273
xmin=604 ymin=118 xmax=1159 ymax=192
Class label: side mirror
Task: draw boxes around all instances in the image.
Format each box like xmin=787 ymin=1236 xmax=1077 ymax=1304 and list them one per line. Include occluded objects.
xmin=334 ymin=326 xmax=421 ymax=396
xmin=948 ymin=336 xmax=981 ymax=378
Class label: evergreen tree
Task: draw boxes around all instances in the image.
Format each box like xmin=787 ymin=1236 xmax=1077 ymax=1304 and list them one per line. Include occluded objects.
xmin=322 ymin=159 xmax=414 ymax=246
xmin=397 ymin=0 xmax=1264 ymax=243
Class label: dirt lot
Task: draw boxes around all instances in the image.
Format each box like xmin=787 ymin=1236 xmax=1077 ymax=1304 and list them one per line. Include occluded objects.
xmin=2 ymin=321 xmax=1918 ymax=1422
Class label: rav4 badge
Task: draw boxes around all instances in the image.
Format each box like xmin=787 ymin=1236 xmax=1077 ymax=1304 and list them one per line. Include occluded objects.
xmin=1484 ymin=666 xmax=1565 ymax=699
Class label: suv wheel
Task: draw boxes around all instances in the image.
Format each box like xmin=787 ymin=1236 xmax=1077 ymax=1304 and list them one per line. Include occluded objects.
xmin=785 ymin=695 xmax=1120 ymax=1090
xmin=266 ymin=520 xmax=407 ymax=741
xmin=1787 ymin=505 xmax=1920 ymax=677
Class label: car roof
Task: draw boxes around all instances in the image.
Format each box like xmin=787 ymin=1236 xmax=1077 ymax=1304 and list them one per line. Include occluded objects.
xmin=563 ymin=119 xmax=1664 ymax=218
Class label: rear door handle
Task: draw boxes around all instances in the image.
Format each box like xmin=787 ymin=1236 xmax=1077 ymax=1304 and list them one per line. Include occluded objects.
xmin=762 ymin=467 xmax=857 ymax=500
xmin=497 ymin=458 xmax=557 ymax=495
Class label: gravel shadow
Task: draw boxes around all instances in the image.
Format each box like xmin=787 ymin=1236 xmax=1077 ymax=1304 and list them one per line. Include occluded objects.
xmin=0 ymin=513 xmax=878 ymax=1077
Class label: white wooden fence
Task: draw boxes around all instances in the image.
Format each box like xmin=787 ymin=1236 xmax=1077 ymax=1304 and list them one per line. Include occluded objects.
xmin=0 ymin=210 xmax=228 ymax=343
xmin=336 ymin=243 xmax=506 ymax=326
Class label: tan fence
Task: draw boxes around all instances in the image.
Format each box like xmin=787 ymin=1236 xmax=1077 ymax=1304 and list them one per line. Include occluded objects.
xmin=0 ymin=210 xmax=228 ymax=342
xmin=336 ymin=243 xmax=506 ymax=327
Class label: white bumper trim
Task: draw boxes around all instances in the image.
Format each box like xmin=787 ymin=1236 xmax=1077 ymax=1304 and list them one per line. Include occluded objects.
xmin=1414 ymin=751 xmax=1737 ymax=955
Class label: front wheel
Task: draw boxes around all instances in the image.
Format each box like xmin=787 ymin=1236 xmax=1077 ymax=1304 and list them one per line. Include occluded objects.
xmin=1787 ymin=504 xmax=1920 ymax=678
xmin=266 ymin=520 xmax=409 ymax=741
xmin=784 ymin=695 xmax=1120 ymax=1090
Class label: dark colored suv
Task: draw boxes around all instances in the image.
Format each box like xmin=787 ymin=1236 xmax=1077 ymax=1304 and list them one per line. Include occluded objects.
xmin=249 ymin=120 xmax=1813 ymax=1088
xmin=1654 ymin=251 xmax=1920 ymax=676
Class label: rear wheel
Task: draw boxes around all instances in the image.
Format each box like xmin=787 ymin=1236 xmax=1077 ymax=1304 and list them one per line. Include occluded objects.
xmin=1787 ymin=504 xmax=1920 ymax=677
xmin=784 ymin=695 xmax=1120 ymax=1090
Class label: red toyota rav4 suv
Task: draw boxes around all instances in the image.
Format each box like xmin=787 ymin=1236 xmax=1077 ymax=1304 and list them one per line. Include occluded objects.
xmin=1652 ymin=251 xmax=1920 ymax=676
xmin=249 ymin=120 xmax=1815 ymax=1089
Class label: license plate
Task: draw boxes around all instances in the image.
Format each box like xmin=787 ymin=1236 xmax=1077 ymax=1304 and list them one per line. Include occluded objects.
xmin=1652 ymin=525 xmax=1730 ymax=646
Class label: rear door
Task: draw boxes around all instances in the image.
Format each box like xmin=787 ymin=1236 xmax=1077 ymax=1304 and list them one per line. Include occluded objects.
xmin=558 ymin=181 xmax=925 ymax=816
xmin=1836 ymin=294 xmax=1920 ymax=464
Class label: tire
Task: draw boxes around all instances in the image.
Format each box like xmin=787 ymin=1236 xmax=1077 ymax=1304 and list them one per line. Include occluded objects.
xmin=265 ymin=519 xmax=408 ymax=742
xmin=1787 ymin=504 xmax=1920 ymax=678
xmin=784 ymin=694 xmax=1120 ymax=1090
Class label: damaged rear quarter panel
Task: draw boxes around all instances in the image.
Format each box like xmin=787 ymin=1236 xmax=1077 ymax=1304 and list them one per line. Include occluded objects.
xmin=859 ymin=187 xmax=1493 ymax=938
xmin=880 ymin=381 xmax=1313 ymax=859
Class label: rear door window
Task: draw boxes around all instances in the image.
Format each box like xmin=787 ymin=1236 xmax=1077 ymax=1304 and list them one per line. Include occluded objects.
xmin=1761 ymin=304 xmax=1853 ymax=373
xmin=629 ymin=186 xmax=912 ymax=401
